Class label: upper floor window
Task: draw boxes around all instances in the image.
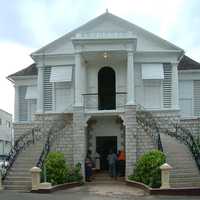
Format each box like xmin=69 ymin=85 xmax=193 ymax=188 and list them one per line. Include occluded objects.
xmin=0 ymin=118 xmax=2 ymax=125
xmin=6 ymin=121 xmax=11 ymax=128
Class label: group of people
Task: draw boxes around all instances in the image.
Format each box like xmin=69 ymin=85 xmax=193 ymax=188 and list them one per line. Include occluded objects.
xmin=107 ymin=148 xmax=125 ymax=178
xmin=85 ymin=147 xmax=125 ymax=182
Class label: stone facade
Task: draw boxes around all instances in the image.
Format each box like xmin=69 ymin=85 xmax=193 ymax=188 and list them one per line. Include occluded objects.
xmin=51 ymin=114 xmax=74 ymax=165
xmin=13 ymin=123 xmax=35 ymax=141
xmin=136 ymin=125 xmax=156 ymax=159
xmin=180 ymin=118 xmax=200 ymax=138
xmin=125 ymin=105 xmax=137 ymax=177
xmin=72 ymin=106 xmax=86 ymax=175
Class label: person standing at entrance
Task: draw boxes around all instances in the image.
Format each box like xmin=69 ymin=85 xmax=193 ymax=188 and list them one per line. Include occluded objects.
xmin=107 ymin=150 xmax=117 ymax=178
xmin=85 ymin=150 xmax=93 ymax=182
xmin=118 ymin=147 xmax=125 ymax=177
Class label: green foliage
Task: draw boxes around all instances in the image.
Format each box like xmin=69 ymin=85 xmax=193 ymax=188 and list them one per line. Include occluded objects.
xmin=45 ymin=152 xmax=68 ymax=185
xmin=129 ymin=150 xmax=166 ymax=188
xmin=66 ymin=163 xmax=83 ymax=182
xmin=44 ymin=152 xmax=82 ymax=185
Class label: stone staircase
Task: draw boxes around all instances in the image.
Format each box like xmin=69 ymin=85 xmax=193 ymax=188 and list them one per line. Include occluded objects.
xmin=161 ymin=133 xmax=200 ymax=188
xmin=3 ymin=141 xmax=43 ymax=191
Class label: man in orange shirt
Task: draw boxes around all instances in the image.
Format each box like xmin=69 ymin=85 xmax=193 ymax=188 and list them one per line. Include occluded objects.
xmin=117 ymin=146 xmax=125 ymax=177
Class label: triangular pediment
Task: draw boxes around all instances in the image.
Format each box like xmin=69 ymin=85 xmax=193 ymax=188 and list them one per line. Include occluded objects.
xmin=32 ymin=12 xmax=183 ymax=56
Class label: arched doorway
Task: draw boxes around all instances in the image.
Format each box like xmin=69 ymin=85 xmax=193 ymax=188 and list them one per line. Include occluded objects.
xmin=98 ymin=67 xmax=116 ymax=110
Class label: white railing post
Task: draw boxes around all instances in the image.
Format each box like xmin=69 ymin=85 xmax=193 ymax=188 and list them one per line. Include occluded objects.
xmin=160 ymin=163 xmax=173 ymax=189
xmin=30 ymin=167 xmax=41 ymax=191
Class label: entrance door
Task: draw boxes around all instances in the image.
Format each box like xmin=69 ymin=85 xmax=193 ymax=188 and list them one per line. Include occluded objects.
xmin=96 ymin=136 xmax=117 ymax=170
xmin=98 ymin=67 xmax=116 ymax=110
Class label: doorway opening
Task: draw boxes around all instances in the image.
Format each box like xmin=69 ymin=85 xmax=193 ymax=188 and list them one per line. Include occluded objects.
xmin=98 ymin=67 xmax=116 ymax=110
xmin=96 ymin=136 xmax=117 ymax=171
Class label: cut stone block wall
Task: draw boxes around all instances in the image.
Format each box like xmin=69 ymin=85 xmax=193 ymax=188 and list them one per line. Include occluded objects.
xmin=180 ymin=118 xmax=200 ymax=139
xmin=13 ymin=123 xmax=35 ymax=141
xmin=72 ymin=106 xmax=86 ymax=176
xmin=136 ymin=125 xmax=156 ymax=159
xmin=51 ymin=114 xmax=73 ymax=165
xmin=125 ymin=105 xmax=137 ymax=177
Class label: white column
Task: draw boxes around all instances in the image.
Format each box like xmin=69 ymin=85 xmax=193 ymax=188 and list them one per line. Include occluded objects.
xmin=126 ymin=51 xmax=135 ymax=105
xmin=74 ymin=53 xmax=83 ymax=107
xmin=37 ymin=66 xmax=44 ymax=113
xmin=172 ymin=63 xmax=179 ymax=109
xmin=14 ymin=85 xmax=19 ymax=122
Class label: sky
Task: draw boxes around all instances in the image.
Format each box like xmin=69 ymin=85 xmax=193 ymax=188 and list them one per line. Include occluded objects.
xmin=0 ymin=0 xmax=200 ymax=116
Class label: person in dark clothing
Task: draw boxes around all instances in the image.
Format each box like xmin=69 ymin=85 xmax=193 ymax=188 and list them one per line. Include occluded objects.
xmin=107 ymin=149 xmax=117 ymax=178
xmin=85 ymin=150 xmax=93 ymax=181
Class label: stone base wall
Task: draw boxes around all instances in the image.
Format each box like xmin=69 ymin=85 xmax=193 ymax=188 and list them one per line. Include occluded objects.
xmin=180 ymin=118 xmax=200 ymax=139
xmin=125 ymin=105 xmax=137 ymax=177
xmin=136 ymin=125 xmax=155 ymax=159
xmin=51 ymin=114 xmax=73 ymax=165
xmin=150 ymin=110 xmax=180 ymax=131
xmin=13 ymin=123 xmax=35 ymax=141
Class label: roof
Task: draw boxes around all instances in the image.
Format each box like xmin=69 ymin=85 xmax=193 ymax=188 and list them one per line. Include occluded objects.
xmin=8 ymin=63 xmax=37 ymax=79
xmin=7 ymin=55 xmax=200 ymax=81
xmin=178 ymin=55 xmax=200 ymax=70
xmin=32 ymin=11 xmax=183 ymax=56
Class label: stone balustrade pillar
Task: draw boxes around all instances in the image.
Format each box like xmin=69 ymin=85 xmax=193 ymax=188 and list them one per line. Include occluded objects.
xmin=30 ymin=167 xmax=41 ymax=191
xmin=160 ymin=163 xmax=173 ymax=189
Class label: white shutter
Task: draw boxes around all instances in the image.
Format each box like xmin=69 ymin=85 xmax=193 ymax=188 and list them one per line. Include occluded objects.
xmin=50 ymin=66 xmax=73 ymax=82
xmin=144 ymin=80 xmax=161 ymax=109
xmin=179 ymin=80 xmax=193 ymax=117
xmin=43 ymin=67 xmax=53 ymax=111
xmin=194 ymin=80 xmax=200 ymax=116
xmin=163 ymin=64 xmax=172 ymax=108
xmin=142 ymin=64 xmax=164 ymax=79
xmin=25 ymin=86 xmax=37 ymax=99
xmin=19 ymin=86 xmax=28 ymax=121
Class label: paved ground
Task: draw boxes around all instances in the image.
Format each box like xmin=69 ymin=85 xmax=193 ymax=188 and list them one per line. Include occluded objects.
xmin=0 ymin=182 xmax=200 ymax=200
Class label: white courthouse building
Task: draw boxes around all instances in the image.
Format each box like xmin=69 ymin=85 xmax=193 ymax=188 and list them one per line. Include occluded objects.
xmin=7 ymin=12 xmax=200 ymax=178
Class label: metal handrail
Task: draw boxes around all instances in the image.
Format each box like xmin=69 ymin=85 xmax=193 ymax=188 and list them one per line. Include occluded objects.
xmin=164 ymin=124 xmax=200 ymax=171
xmin=136 ymin=106 xmax=163 ymax=151
xmin=1 ymin=126 xmax=42 ymax=179
xmin=36 ymin=120 xmax=66 ymax=169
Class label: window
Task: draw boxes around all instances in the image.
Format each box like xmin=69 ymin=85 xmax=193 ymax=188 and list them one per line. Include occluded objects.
xmin=179 ymin=80 xmax=193 ymax=117
xmin=142 ymin=64 xmax=164 ymax=80
xmin=6 ymin=121 xmax=11 ymax=128
xmin=0 ymin=118 xmax=2 ymax=125
xmin=50 ymin=66 xmax=73 ymax=82
xmin=144 ymin=80 xmax=162 ymax=109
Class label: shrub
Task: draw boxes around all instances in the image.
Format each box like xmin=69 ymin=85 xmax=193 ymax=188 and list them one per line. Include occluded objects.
xmin=45 ymin=152 xmax=68 ymax=185
xmin=129 ymin=150 xmax=166 ymax=188
xmin=66 ymin=163 xmax=83 ymax=182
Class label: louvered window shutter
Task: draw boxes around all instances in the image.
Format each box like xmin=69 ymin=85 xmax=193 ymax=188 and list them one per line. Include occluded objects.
xmin=193 ymin=80 xmax=200 ymax=116
xmin=19 ymin=86 xmax=28 ymax=121
xmin=43 ymin=66 xmax=53 ymax=111
xmin=163 ymin=64 xmax=172 ymax=108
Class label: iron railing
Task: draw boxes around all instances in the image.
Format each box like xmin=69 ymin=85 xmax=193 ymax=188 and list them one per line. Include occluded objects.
xmin=164 ymin=124 xmax=200 ymax=171
xmin=36 ymin=120 xmax=66 ymax=169
xmin=83 ymin=92 xmax=126 ymax=111
xmin=136 ymin=105 xmax=163 ymax=151
xmin=1 ymin=127 xmax=42 ymax=179
xmin=136 ymin=105 xmax=200 ymax=171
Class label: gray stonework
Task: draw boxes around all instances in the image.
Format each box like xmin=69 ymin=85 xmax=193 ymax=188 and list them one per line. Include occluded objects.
xmin=125 ymin=105 xmax=137 ymax=177
xmin=180 ymin=118 xmax=200 ymax=138
xmin=51 ymin=114 xmax=74 ymax=165
xmin=136 ymin=125 xmax=156 ymax=159
xmin=73 ymin=106 xmax=86 ymax=175
xmin=13 ymin=123 xmax=35 ymax=141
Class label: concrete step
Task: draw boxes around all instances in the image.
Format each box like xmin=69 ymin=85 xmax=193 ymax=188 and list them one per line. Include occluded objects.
xmin=161 ymin=133 xmax=200 ymax=188
xmin=5 ymin=176 xmax=31 ymax=181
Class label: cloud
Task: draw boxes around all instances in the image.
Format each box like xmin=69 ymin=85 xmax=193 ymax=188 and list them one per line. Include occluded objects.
xmin=0 ymin=41 xmax=34 ymax=115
